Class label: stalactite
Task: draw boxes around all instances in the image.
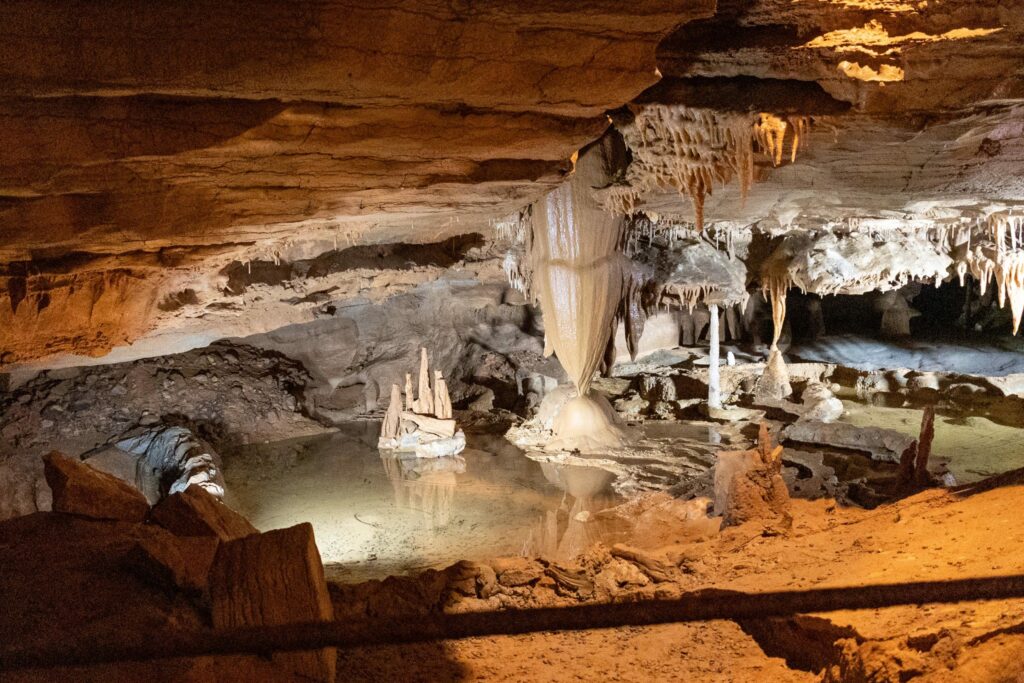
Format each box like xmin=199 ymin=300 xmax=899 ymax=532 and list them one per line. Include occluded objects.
xmin=763 ymin=274 xmax=790 ymax=347
xmin=622 ymin=267 xmax=648 ymax=361
xmin=529 ymin=137 xmax=630 ymax=396
xmin=963 ymin=212 xmax=1024 ymax=334
xmin=788 ymin=116 xmax=810 ymax=163
xmin=603 ymin=105 xmax=809 ymax=231
xmin=754 ymin=113 xmax=787 ymax=167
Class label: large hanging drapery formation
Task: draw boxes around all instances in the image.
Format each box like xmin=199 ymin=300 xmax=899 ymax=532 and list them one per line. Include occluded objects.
xmin=529 ymin=135 xmax=632 ymax=396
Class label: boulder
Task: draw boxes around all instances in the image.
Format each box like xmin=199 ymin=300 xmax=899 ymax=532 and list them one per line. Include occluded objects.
xmin=801 ymin=382 xmax=844 ymax=423
xmin=209 ymin=523 xmax=336 ymax=683
xmin=43 ymin=450 xmax=149 ymax=522
xmin=151 ymin=486 xmax=258 ymax=541
xmin=490 ymin=556 xmax=544 ymax=587
xmin=714 ymin=424 xmax=791 ymax=527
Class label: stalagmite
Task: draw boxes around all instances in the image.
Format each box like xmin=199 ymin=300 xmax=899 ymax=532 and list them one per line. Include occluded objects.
xmin=381 ymin=352 xmax=464 ymax=457
xmin=755 ymin=346 xmax=793 ymax=400
xmin=404 ymin=373 xmax=415 ymax=411
xmin=752 ymin=272 xmax=793 ymax=399
xmin=417 ymin=347 xmax=434 ymax=416
xmin=708 ymin=303 xmax=722 ymax=410
xmin=381 ymin=384 xmax=402 ymax=440
xmin=550 ymin=392 xmax=628 ymax=451
xmin=433 ymin=371 xmax=452 ymax=420
xmin=879 ymin=292 xmax=915 ymax=337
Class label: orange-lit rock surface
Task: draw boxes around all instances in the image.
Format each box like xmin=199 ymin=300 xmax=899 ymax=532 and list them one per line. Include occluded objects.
xmin=0 ymin=0 xmax=713 ymax=365
xmin=4 ymin=472 xmax=1024 ymax=681
xmin=2 ymin=0 xmax=1021 ymax=369
xmin=329 ymin=483 xmax=1024 ymax=681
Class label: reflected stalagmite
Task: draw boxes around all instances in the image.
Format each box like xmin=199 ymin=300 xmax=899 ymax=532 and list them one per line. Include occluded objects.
xmin=526 ymin=463 xmax=617 ymax=562
xmin=380 ymin=454 xmax=464 ymax=530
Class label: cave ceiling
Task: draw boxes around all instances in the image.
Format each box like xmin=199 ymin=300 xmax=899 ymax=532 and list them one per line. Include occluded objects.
xmin=1 ymin=0 xmax=1022 ymax=369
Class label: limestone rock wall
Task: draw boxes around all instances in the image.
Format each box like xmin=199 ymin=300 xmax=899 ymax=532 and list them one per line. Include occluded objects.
xmin=0 ymin=1 xmax=711 ymax=367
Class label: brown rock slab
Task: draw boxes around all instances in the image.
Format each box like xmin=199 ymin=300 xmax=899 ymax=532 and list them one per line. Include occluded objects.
xmin=151 ymin=486 xmax=258 ymax=541
xmin=126 ymin=534 xmax=220 ymax=595
xmin=43 ymin=450 xmax=149 ymax=522
xmin=209 ymin=523 xmax=336 ymax=683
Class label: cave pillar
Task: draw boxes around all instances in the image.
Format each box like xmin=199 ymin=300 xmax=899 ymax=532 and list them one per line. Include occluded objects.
xmin=708 ymin=303 xmax=722 ymax=409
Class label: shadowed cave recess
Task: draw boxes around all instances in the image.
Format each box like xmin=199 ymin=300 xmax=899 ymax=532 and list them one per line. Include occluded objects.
xmin=3 ymin=1 xmax=1024 ymax=681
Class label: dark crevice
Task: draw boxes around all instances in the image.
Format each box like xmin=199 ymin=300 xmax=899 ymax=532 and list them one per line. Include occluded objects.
xmin=635 ymin=76 xmax=851 ymax=115
xmin=739 ymin=615 xmax=861 ymax=673
xmin=221 ymin=232 xmax=487 ymax=294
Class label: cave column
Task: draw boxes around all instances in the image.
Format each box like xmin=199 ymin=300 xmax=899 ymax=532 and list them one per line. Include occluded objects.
xmin=708 ymin=304 xmax=722 ymax=409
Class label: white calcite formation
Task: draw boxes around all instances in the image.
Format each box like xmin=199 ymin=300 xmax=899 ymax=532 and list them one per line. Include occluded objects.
xmin=762 ymin=231 xmax=953 ymax=298
xmin=378 ymin=347 xmax=465 ymax=458
xmin=963 ymin=212 xmax=1024 ymax=334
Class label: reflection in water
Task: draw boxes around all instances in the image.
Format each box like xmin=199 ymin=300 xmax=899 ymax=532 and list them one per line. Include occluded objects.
xmin=380 ymin=453 xmax=466 ymax=530
xmin=523 ymin=463 xmax=620 ymax=563
xmin=221 ymin=427 xmax=630 ymax=582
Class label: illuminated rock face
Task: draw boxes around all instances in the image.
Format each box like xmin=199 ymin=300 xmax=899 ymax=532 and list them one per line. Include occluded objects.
xmin=0 ymin=0 xmax=709 ymax=367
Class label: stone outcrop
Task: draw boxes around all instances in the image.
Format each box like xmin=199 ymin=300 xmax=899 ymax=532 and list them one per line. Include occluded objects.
xmin=0 ymin=341 xmax=321 ymax=520
xmin=713 ymin=423 xmax=791 ymax=527
xmin=209 ymin=522 xmax=336 ymax=683
xmin=126 ymin=534 xmax=220 ymax=596
xmin=43 ymin=451 xmax=149 ymax=522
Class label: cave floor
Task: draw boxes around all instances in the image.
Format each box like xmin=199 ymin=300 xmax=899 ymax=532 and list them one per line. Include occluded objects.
xmin=331 ymin=483 xmax=1024 ymax=682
